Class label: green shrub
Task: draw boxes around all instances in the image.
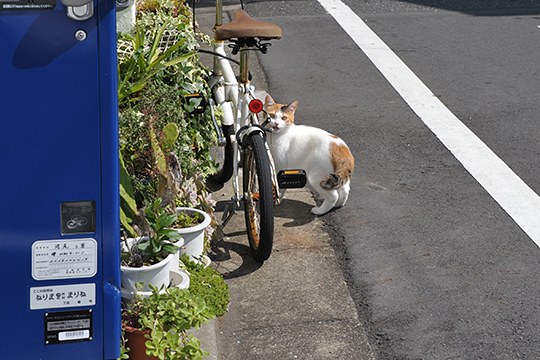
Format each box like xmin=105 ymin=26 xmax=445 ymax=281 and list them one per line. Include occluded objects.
xmin=183 ymin=256 xmax=230 ymax=318
xmin=118 ymin=0 xmax=217 ymax=211
xmin=122 ymin=286 xmax=211 ymax=359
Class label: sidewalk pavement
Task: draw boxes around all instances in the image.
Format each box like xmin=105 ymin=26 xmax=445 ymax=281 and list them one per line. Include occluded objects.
xmin=193 ymin=6 xmax=374 ymax=359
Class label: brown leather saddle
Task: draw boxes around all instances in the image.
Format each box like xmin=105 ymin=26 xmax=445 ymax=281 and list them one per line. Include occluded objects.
xmin=215 ymin=9 xmax=282 ymax=41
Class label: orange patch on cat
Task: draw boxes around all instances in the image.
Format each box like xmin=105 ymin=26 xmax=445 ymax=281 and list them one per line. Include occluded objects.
xmin=330 ymin=142 xmax=355 ymax=180
xmin=266 ymin=102 xmax=296 ymax=125
xmin=265 ymin=103 xmax=281 ymax=114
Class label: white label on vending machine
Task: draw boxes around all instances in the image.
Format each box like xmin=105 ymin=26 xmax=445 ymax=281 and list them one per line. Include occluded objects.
xmin=31 ymin=238 xmax=97 ymax=280
xmin=30 ymin=283 xmax=96 ymax=310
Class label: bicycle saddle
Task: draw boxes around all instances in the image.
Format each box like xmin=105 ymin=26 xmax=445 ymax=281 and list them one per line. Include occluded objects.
xmin=215 ymin=9 xmax=282 ymax=41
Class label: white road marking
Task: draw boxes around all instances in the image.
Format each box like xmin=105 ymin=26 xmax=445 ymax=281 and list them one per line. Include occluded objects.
xmin=317 ymin=0 xmax=540 ymax=247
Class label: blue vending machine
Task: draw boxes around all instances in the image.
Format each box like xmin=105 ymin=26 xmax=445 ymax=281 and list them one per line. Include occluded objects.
xmin=0 ymin=0 xmax=120 ymax=358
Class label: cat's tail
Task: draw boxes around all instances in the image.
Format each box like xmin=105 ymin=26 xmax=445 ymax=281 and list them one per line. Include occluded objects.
xmin=320 ymin=142 xmax=355 ymax=190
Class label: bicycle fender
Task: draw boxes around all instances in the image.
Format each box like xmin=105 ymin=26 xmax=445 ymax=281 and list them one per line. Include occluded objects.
xmin=237 ymin=125 xmax=266 ymax=148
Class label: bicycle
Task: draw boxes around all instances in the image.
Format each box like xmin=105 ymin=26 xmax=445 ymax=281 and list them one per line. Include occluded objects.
xmin=191 ymin=0 xmax=283 ymax=262
xmin=192 ymin=0 xmax=307 ymax=262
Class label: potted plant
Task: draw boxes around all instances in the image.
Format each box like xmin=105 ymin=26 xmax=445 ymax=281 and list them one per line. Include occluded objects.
xmin=174 ymin=207 xmax=211 ymax=263
xmin=121 ymin=286 xmax=211 ymax=360
xmin=121 ymin=199 xmax=183 ymax=293
xmin=142 ymin=120 xmax=213 ymax=265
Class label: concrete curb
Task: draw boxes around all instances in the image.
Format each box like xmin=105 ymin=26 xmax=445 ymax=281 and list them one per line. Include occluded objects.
xmin=210 ymin=187 xmax=374 ymax=359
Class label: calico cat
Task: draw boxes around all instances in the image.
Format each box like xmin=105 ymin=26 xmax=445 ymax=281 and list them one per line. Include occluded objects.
xmin=264 ymin=95 xmax=355 ymax=215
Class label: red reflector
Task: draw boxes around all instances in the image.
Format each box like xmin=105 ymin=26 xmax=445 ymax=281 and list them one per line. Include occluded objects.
xmin=249 ymin=99 xmax=264 ymax=113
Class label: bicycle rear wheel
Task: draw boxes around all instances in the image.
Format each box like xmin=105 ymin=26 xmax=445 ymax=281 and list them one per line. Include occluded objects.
xmin=243 ymin=133 xmax=274 ymax=262
xmin=208 ymin=124 xmax=234 ymax=184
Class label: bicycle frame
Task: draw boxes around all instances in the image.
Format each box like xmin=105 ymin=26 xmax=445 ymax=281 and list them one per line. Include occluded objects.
xmin=207 ymin=0 xmax=280 ymax=212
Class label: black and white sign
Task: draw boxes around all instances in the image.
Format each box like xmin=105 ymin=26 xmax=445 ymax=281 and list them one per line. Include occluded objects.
xmin=45 ymin=310 xmax=93 ymax=345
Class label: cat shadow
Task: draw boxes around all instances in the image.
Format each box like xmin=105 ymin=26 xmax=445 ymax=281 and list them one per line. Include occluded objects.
xmin=275 ymin=198 xmax=316 ymax=227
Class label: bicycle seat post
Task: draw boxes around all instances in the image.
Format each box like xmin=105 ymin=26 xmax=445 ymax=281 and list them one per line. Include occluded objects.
xmin=213 ymin=0 xmax=224 ymax=74
xmin=215 ymin=0 xmax=223 ymax=27
xmin=239 ymin=47 xmax=249 ymax=84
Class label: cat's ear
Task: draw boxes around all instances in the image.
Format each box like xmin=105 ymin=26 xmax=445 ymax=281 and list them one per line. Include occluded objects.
xmin=265 ymin=95 xmax=275 ymax=106
xmin=287 ymin=100 xmax=299 ymax=114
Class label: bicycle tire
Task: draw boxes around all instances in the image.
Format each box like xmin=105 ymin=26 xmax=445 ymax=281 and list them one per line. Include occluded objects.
xmin=243 ymin=132 xmax=274 ymax=262
xmin=208 ymin=124 xmax=234 ymax=184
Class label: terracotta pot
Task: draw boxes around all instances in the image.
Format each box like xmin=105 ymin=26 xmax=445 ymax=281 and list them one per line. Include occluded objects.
xmin=123 ymin=325 xmax=158 ymax=360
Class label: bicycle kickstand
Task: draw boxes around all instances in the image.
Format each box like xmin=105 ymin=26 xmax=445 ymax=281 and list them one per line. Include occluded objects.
xmin=221 ymin=198 xmax=240 ymax=228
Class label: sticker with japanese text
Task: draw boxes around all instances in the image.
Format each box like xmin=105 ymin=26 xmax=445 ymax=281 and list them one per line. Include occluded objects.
xmin=30 ymin=283 xmax=96 ymax=310
xmin=32 ymin=238 xmax=97 ymax=280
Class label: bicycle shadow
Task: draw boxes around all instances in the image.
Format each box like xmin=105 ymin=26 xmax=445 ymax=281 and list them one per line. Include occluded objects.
xmin=209 ymin=195 xmax=316 ymax=279
xmin=209 ymin=230 xmax=263 ymax=279
xmin=206 ymin=179 xmax=226 ymax=192
xmin=209 ymin=198 xmax=263 ymax=279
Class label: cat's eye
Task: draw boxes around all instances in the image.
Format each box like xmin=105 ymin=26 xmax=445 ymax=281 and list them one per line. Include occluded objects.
xmin=269 ymin=114 xmax=276 ymax=118
xmin=282 ymin=116 xmax=288 ymax=120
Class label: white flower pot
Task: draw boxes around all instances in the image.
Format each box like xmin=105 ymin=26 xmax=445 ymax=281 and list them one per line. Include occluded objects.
xmin=121 ymin=268 xmax=190 ymax=300
xmin=168 ymin=238 xmax=185 ymax=273
xmin=200 ymin=254 xmax=212 ymax=268
xmin=120 ymin=236 xmax=183 ymax=292
xmin=169 ymin=268 xmax=190 ymax=289
xmin=120 ymin=252 xmax=174 ymax=292
xmin=175 ymin=207 xmax=211 ymax=263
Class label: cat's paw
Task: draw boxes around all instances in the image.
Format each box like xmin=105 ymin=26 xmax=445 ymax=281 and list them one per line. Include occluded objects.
xmin=311 ymin=206 xmax=329 ymax=216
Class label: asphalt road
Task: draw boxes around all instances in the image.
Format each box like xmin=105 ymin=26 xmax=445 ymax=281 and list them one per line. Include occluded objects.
xmin=199 ymin=1 xmax=540 ymax=358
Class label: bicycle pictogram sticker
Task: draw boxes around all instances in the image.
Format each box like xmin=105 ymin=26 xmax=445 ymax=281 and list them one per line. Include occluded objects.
xmin=66 ymin=215 xmax=88 ymax=230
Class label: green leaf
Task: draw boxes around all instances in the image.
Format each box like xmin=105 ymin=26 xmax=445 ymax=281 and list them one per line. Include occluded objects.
xmin=162 ymin=230 xmax=181 ymax=242
xmin=161 ymin=243 xmax=178 ymax=255
xmin=148 ymin=22 xmax=168 ymax=68
xmin=161 ymin=123 xmax=179 ymax=153
xmin=137 ymin=240 xmax=149 ymax=252
xmin=162 ymin=51 xmax=195 ymax=68
xmin=161 ymin=213 xmax=177 ymax=228
xmin=120 ymin=208 xmax=137 ymax=238
xmin=119 ymin=151 xmax=138 ymax=218
xmin=152 ymin=241 xmax=161 ymax=254
xmin=149 ymin=124 xmax=168 ymax=177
